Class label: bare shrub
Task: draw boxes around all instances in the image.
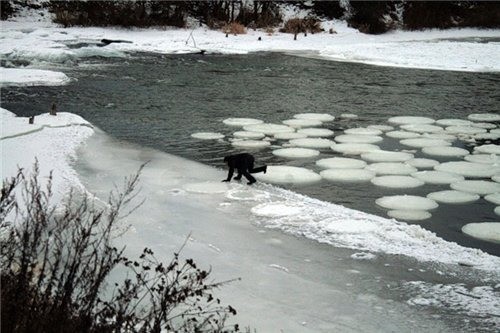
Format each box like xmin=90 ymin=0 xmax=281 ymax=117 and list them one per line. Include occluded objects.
xmin=0 ymin=162 xmax=239 ymax=332
xmin=222 ymin=22 xmax=246 ymax=35
xmin=280 ymin=17 xmax=323 ymax=35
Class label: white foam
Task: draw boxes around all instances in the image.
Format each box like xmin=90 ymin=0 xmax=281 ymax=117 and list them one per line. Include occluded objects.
xmin=226 ymin=189 xmax=271 ymax=201
xmin=254 ymin=166 xmax=321 ymax=185
xmin=400 ymin=124 xmax=444 ymax=133
xmin=371 ymin=176 xmax=424 ymax=189
xmin=297 ymin=128 xmax=334 ymax=137
xmin=435 ymin=118 xmax=473 ymax=127
xmin=231 ymin=140 xmax=271 ymax=148
xmin=445 ymin=125 xmax=487 ymax=135
xmin=464 ymin=154 xmax=500 ymax=164
xmin=272 ymin=148 xmax=320 ymax=159
xmin=388 ymin=116 xmax=435 ymax=125
xmin=376 ymin=195 xmax=438 ymax=211
xmin=282 ymin=118 xmax=323 ymax=128
xmin=233 ymin=131 xmax=266 ymax=139
xmin=411 ymin=171 xmax=464 ymax=185
xmin=334 ymin=134 xmax=383 ymax=144
xmin=422 ymin=146 xmax=470 ymax=157
xmin=289 ymin=138 xmax=335 ymax=149
xmin=451 ymin=180 xmax=500 ymax=195
xmin=367 ymin=124 xmax=394 ymax=132
xmin=435 ymin=161 xmax=500 ymax=178
xmin=406 ymin=158 xmax=440 ymax=169
xmin=385 ymin=131 xmax=421 ymax=139
xmin=293 ymin=113 xmax=335 ymax=122
xmin=388 ymin=210 xmax=431 ymax=221
xmin=474 ymin=144 xmax=500 ymax=155
xmin=471 ymin=122 xmax=497 ymax=130
xmin=243 ymin=123 xmax=294 ymax=135
xmin=467 ymin=113 xmax=500 ymax=122
xmin=361 ymin=151 xmax=413 ymax=163
xmin=190 ymin=132 xmax=225 ymax=140
xmin=400 ymin=138 xmax=452 ymax=148
xmin=462 ymin=223 xmax=500 ymax=243
xmin=320 ymin=169 xmax=375 ymax=182
xmin=273 ymin=132 xmax=308 ymax=140
xmin=183 ymin=181 xmax=230 ymax=194
xmin=340 ymin=113 xmax=358 ymax=119
xmin=0 ymin=68 xmax=70 ymax=86
xmin=485 ymin=193 xmax=500 ymax=205
xmin=251 ymin=202 xmax=304 ymax=217
xmin=331 ymin=143 xmax=381 ymax=155
xmin=223 ymin=117 xmax=263 ymax=127
xmin=344 ymin=128 xmax=383 ymax=136
xmin=365 ymin=163 xmax=418 ymax=175
xmin=315 ymin=157 xmax=367 ymax=169
xmin=426 ymin=190 xmax=480 ymax=204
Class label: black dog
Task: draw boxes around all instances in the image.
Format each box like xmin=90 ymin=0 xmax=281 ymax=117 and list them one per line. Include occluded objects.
xmin=222 ymin=153 xmax=267 ymax=185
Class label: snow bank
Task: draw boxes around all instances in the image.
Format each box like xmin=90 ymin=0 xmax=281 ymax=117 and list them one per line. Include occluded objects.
xmin=0 ymin=67 xmax=70 ymax=86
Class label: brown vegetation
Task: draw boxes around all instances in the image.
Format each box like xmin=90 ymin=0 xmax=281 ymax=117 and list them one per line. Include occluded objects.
xmin=280 ymin=17 xmax=323 ymax=35
xmin=223 ymin=22 xmax=247 ymax=35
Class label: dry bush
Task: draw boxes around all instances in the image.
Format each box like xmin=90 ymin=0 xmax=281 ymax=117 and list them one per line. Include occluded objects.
xmin=223 ymin=22 xmax=246 ymax=35
xmin=280 ymin=17 xmax=323 ymax=34
xmin=265 ymin=27 xmax=275 ymax=35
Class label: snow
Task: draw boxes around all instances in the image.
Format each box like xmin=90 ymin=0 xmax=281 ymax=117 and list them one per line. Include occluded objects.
xmin=334 ymin=134 xmax=383 ymax=144
xmin=223 ymin=118 xmax=263 ymax=127
xmin=388 ymin=116 xmax=435 ymax=125
xmin=254 ymin=166 xmax=321 ymax=185
xmin=315 ymin=157 xmax=367 ymax=169
xmin=191 ymin=132 xmax=225 ymax=140
xmin=426 ymin=190 xmax=480 ymax=204
xmin=411 ymin=171 xmax=464 ymax=185
xmin=450 ymin=180 xmax=500 ymax=195
xmin=297 ymin=128 xmax=334 ymax=137
xmin=462 ymin=223 xmax=500 ymax=243
xmin=251 ymin=202 xmax=305 ymax=217
xmin=1 ymin=67 xmax=70 ymax=86
xmin=387 ymin=210 xmax=431 ymax=221
xmin=371 ymin=176 xmax=424 ymax=189
xmin=320 ymin=169 xmax=375 ymax=182
xmin=272 ymin=148 xmax=320 ymax=159
xmin=183 ymin=181 xmax=231 ymax=194
xmin=376 ymin=195 xmax=439 ymax=211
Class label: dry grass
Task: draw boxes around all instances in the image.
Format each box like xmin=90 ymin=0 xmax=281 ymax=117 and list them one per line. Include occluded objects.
xmin=223 ymin=22 xmax=247 ymax=35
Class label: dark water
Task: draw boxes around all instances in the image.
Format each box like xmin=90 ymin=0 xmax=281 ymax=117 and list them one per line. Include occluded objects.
xmin=2 ymin=52 xmax=500 ymax=256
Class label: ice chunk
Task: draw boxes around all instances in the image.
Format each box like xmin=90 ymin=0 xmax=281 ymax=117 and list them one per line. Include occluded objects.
xmin=272 ymin=148 xmax=320 ymax=159
xmin=365 ymin=163 xmax=417 ymax=175
xmin=361 ymin=151 xmax=413 ymax=163
xmin=406 ymin=158 xmax=440 ymax=169
xmin=226 ymin=189 xmax=271 ymax=201
xmin=385 ymin=131 xmax=421 ymax=139
xmin=473 ymin=144 xmax=500 ymax=155
xmin=387 ymin=210 xmax=431 ymax=221
xmin=388 ymin=116 xmax=435 ymax=125
xmin=445 ymin=125 xmax=487 ymax=135
xmin=371 ymin=176 xmax=424 ymax=188
xmin=183 ymin=181 xmax=230 ymax=194
xmin=495 ymin=207 xmax=500 ymax=216
xmin=191 ymin=132 xmax=225 ymax=140
xmin=223 ymin=117 xmax=263 ymax=127
xmin=376 ymin=195 xmax=438 ymax=211
xmin=450 ymin=180 xmax=500 ymax=195
xmin=344 ymin=128 xmax=383 ymax=136
xmin=254 ymin=166 xmax=321 ymax=185
xmin=435 ymin=161 xmax=500 ymax=178
xmin=233 ymin=131 xmax=265 ymax=139
xmin=467 ymin=113 xmax=500 ymax=122
xmin=400 ymin=138 xmax=452 ymax=148
xmin=320 ymin=169 xmax=375 ymax=182
xmin=334 ymin=134 xmax=383 ymax=144
xmin=273 ymin=132 xmax=308 ymax=140
xmin=485 ymin=193 xmax=500 ymax=205
xmin=367 ymin=124 xmax=394 ymax=132
xmin=331 ymin=143 xmax=380 ymax=155
xmin=411 ymin=171 xmax=464 ymax=185
xmin=462 ymin=223 xmax=500 ymax=243
xmin=293 ymin=113 xmax=335 ymax=122
xmin=464 ymin=154 xmax=500 ymax=164
xmin=231 ymin=140 xmax=271 ymax=148
xmin=315 ymin=157 xmax=367 ymax=169
xmin=243 ymin=123 xmax=294 ymax=135
xmin=426 ymin=190 xmax=479 ymax=204
xmin=340 ymin=113 xmax=358 ymax=119
xmin=289 ymin=138 xmax=335 ymax=149
xmin=251 ymin=202 xmax=304 ymax=217
xmin=282 ymin=118 xmax=323 ymax=128
xmin=0 ymin=68 xmax=71 ymax=86
xmin=297 ymin=128 xmax=334 ymax=137
xmin=422 ymin=146 xmax=470 ymax=157
xmin=471 ymin=122 xmax=497 ymax=130
xmin=400 ymin=124 xmax=444 ymax=133
xmin=351 ymin=253 xmax=376 ymax=260
xmin=436 ymin=118 xmax=473 ymax=127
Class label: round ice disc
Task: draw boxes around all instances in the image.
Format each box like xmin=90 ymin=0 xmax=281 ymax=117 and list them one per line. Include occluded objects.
xmin=272 ymin=148 xmax=320 ymax=159
xmin=495 ymin=207 xmax=500 ymax=216
xmin=231 ymin=140 xmax=271 ymax=149
xmin=274 ymin=132 xmax=308 ymax=140
xmin=361 ymin=151 xmax=413 ymax=163
xmin=471 ymin=122 xmax=497 ymax=130
xmin=371 ymin=176 xmax=424 ymax=188
xmin=493 ymin=175 xmax=500 ymax=183
xmin=376 ymin=195 xmax=438 ymax=210
xmin=421 ymin=133 xmax=457 ymax=141
xmin=411 ymin=170 xmax=464 ymax=185
xmin=465 ymin=154 xmax=500 ymax=164
xmin=334 ymin=134 xmax=383 ymax=144
xmin=316 ymin=157 xmax=367 ymax=169
xmin=254 ymin=166 xmax=321 ymax=185
xmin=191 ymin=132 xmax=225 ymax=140
xmin=485 ymin=193 xmax=500 ymax=205
xmin=368 ymin=124 xmax=394 ymax=132
xmin=426 ymin=190 xmax=479 ymax=204
xmin=386 ymin=131 xmax=421 ymax=139
xmin=320 ymin=169 xmax=375 ymax=182
xmin=400 ymin=124 xmax=443 ymax=133
xmin=406 ymin=158 xmax=440 ymax=169
xmin=294 ymin=113 xmax=335 ymax=122
xmin=450 ymin=180 xmax=500 ymax=195
xmin=467 ymin=113 xmax=500 ymax=122
xmin=436 ymin=118 xmax=473 ymax=127
xmin=388 ymin=116 xmax=435 ymax=125
xmin=422 ymin=146 xmax=470 ymax=157
xmin=223 ymin=117 xmax=263 ymax=127
xmin=400 ymin=138 xmax=452 ymax=148
xmin=387 ymin=210 xmax=432 ymax=221
xmin=331 ymin=143 xmax=381 ymax=155
xmin=462 ymin=222 xmax=500 ymax=243
xmin=340 ymin=113 xmax=358 ymax=119
xmin=473 ymin=144 xmax=500 ymax=155
xmin=289 ymin=138 xmax=335 ymax=149
xmin=297 ymin=128 xmax=334 ymax=137
xmin=233 ymin=131 xmax=265 ymax=139
xmin=445 ymin=125 xmax=487 ymax=135
xmin=435 ymin=161 xmax=500 ymax=178
xmin=282 ymin=118 xmax=323 ymax=128
xmin=365 ymin=162 xmax=417 ymax=175
xmin=344 ymin=127 xmax=383 ymax=136
xmin=243 ymin=123 xmax=294 ymax=135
